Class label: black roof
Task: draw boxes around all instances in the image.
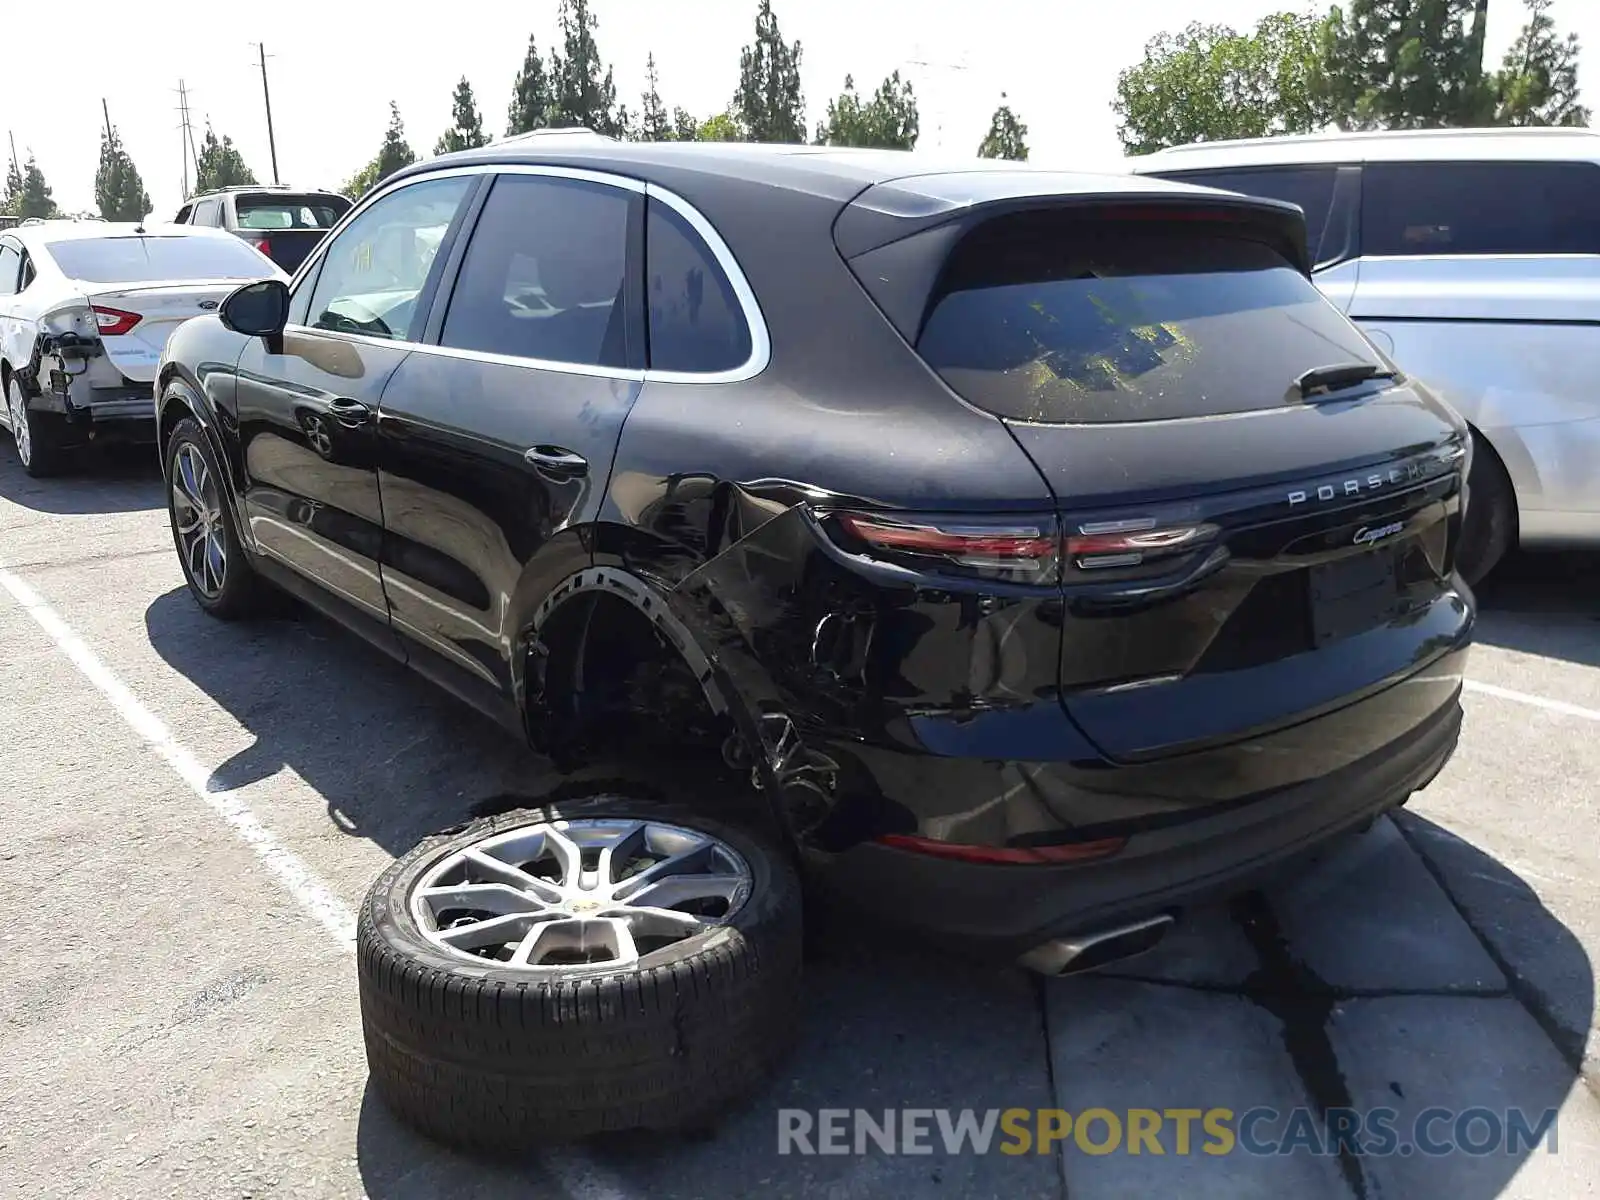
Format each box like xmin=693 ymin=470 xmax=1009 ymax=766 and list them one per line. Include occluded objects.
xmin=388 ymin=136 xmax=1212 ymax=205
xmin=382 ymin=135 xmax=1311 ymax=273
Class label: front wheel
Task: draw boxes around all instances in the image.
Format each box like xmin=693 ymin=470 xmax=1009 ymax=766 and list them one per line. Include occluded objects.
xmin=165 ymin=415 xmax=269 ymax=619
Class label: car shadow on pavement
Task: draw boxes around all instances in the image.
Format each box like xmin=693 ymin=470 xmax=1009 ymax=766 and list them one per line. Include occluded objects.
xmin=1472 ymin=550 xmax=1600 ymax=669
xmin=143 ymin=587 xmax=554 ymax=858
xmin=352 ymin=816 xmax=1593 ymax=1200
xmin=0 ymin=443 xmax=165 ymax=516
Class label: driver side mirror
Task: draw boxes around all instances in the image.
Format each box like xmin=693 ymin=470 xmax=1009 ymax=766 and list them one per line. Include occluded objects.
xmin=220 ymin=278 xmax=290 ymax=351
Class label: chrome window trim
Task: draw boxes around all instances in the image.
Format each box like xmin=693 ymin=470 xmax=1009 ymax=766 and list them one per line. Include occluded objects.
xmin=283 ymin=161 xmax=769 ymax=385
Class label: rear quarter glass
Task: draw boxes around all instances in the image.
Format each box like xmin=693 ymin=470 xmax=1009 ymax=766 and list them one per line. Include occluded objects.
xmin=916 ymin=215 xmax=1379 ymax=425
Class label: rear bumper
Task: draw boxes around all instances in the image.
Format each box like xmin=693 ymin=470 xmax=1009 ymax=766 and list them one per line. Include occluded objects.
xmin=800 ymin=654 xmax=1466 ymax=958
xmin=30 ymin=389 xmax=156 ymax=447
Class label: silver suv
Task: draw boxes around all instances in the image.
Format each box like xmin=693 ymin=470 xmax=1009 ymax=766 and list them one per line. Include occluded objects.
xmin=1131 ymin=127 xmax=1600 ymax=583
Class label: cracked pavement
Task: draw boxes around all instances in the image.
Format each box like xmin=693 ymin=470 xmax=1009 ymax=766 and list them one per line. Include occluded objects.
xmin=0 ymin=450 xmax=1595 ymax=1199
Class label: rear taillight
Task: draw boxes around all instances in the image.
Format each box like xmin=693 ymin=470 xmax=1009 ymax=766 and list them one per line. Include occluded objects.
xmin=832 ymin=512 xmax=1060 ymax=583
xmin=877 ymin=832 xmax=1126 ymax=865
xmin=91 ymin=306 xmax=142 ymax=336
xmin=251 ymin=237 xmax=273 ymax=256
xmin=1065 ymin=518 xmax=1218 ymax=571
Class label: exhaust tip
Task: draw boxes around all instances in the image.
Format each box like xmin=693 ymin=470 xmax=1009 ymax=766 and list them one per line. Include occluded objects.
xmin=1017 ymin=913 xmax=1176 ymax=977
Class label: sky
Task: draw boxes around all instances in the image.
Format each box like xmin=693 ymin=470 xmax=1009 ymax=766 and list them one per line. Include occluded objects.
xmin=3 ymin=0 xmax=1596 ymax=219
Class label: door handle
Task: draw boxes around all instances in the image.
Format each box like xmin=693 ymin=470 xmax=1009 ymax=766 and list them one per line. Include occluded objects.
xmin=328 ymin=397 xmax=371 ymax=428
xmin=523 ymin=446 xmax=588 ymax=475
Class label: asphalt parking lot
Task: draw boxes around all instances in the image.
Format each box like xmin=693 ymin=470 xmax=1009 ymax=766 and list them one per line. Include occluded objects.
xmin=0 ymin=448 xmax=1595 ymax=1200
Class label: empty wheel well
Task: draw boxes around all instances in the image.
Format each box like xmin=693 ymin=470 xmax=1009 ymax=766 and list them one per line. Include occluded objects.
xmin=529 ymin=586 xmax=733 ymax=770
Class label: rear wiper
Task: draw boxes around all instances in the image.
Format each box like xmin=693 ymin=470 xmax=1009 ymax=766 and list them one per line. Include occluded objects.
xmin=1294 ymin=362 xmax=1399 ymax=399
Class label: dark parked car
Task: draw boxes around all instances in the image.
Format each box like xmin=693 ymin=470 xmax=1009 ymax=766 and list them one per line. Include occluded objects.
xmin=154 ymin=136 xmax=1473 ymax=1148
xmin=172 ymin=185 xmax=351 ymax=273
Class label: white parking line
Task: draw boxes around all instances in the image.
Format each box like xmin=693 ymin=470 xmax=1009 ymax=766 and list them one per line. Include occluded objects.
xmin=1464 ymin=678 xmax=1600 ymax=723
xmin=0 ymin=560 xmax=357 ymax=946
xmin=0 ymin=559 xmax=633 ymax=1200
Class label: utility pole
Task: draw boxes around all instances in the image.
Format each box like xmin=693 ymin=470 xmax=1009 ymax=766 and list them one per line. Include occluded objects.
xmin=8 ymin=131 xmax=19 ymax=182
xmin=102 ymin=98 xmax=114 ymax=143
xmin=177 ymin=80 xmax=202 ymax=196
xmin=254 ymin=43 xmax=280 ymax=183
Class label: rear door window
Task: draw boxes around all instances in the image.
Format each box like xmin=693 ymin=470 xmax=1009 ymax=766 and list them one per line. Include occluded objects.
xmin=1155 ymin=166 xmax=1339 ymax=262
xmin=646 ymin=201 xmax=751 ymax=374
xmin=440 ymin=173 xmax=634 ymax=368
xmin=1362 ymin=160 xmax=1600 ymax=256
xmin=916 ymin=212 xmax=1379 ymax=425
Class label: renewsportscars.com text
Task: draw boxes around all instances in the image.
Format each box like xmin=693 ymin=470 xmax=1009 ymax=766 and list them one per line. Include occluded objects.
xmin=777 ymin=1107 xmax=1561 ymax=1158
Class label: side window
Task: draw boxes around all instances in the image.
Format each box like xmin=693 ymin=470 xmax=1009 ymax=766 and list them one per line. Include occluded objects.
xmin=18 ymin=252 xmax=34 ymax=290
xmin=1160 ymin=166 xmax=1339 ymax=264
xmin=646 ymin=200 xmax=752 ymax=374
xmin=1362 ymin=161 xmax=1600 ymax=256
xmin=0 ymin=244 xmax=18 ymax=295
xmin=304 ymin=175 xmax=473 ymax=342
xmin=174 ymin=204 xmax=193 ymax=224
xmin=191 ymin=199 xmax=215 ymax=226
xmin=440 ymin=174 xmax=632 ymax=368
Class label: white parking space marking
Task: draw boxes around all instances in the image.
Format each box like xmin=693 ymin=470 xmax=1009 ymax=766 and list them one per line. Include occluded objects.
xmin=0 ymin=558 xmax=358 ymax=947
xmin=1465 ymin=679 xmax=1600 ymax=724
xmin=0 ymin=555 xmax=637 ymax=1200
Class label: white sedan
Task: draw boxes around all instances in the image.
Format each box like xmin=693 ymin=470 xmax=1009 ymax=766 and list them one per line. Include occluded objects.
xmin=0 ymin=220 xmax=286 ymax=476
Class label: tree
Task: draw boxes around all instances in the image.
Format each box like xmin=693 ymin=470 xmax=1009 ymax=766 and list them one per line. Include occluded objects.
xmin=95 ymin=121 xmax=151 ymax=221
xmin=14 ymin=156 xmax=59 ymax=219
xmin=507 ymin=34 xmax=553 ymax=135
xmin=343 ymin=102 xmax=416 ymax=200
xmin=638 ymin=53 xmax=672 ymax=141
xmin=436 ymin=76 xmax=490 ymax=155
xmin=978 ymin=95 xmax=1030 ymax=161
xmin=1495 ymin=0 xmax=1590 ymax=126
xmin=3 ymin=156 xmax=25 ymax=217
xmin=815 ymin=71 xmax=919 ymax=149
xmin=698 ymin=112 xmax=745 ymax=142
xmin=733 ymin=0 xmax=806 ymax=142
xmin=194 ymin=125 xmax=258 ymax=193
xmin=1320 ymin=0 xmax=1494 ymax=130
xmin=549 ymin=0 xmax=623 ymax=136
xmin=1113 ymin=14 xmax=1332 ymax=155
xmin=672 ymin=108 xmax=701 ymax=141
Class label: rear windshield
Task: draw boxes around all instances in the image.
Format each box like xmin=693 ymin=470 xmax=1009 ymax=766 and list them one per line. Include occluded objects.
xmin=917 ymin=215 xmax=1379 ymax=424
xmin=47 ymin=235 xmax=271 ymax=284
xmin=236 ymin=194 xmax=350 ymax=230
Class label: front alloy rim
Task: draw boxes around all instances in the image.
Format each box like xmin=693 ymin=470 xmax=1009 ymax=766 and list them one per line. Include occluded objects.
xmin=410 ymin=817 xmax=752 ymax=972
xmin=171 ymin=443 xmax=227 ymax=598
xmin=9 ymin=385 xmax=30 ymax=467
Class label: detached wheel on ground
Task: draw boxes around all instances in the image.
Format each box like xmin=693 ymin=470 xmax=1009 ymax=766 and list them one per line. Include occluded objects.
xmin=164 ymin=413 xmax=270 ymax=619
xmin=7 ymin=375 xmax=66 ymax=478
xmin=358 ymin=797 xmax=803 ymax=1154
xmin=1457 ymin=430 xmax=1517 ymax=587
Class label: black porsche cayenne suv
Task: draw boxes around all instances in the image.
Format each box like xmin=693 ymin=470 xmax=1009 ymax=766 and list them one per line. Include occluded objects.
xmin=156 ymin=136 xmax=1472 ymax=973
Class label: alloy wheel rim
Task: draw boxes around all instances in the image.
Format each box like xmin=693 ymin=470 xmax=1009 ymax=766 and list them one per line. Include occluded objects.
xmin=409 ymin=817 xmax=752 ymax=973
xmin=171 ymin=443 xmax=226 ymax=598
xmin=9 ymin=384 xmax=30 ymax=467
